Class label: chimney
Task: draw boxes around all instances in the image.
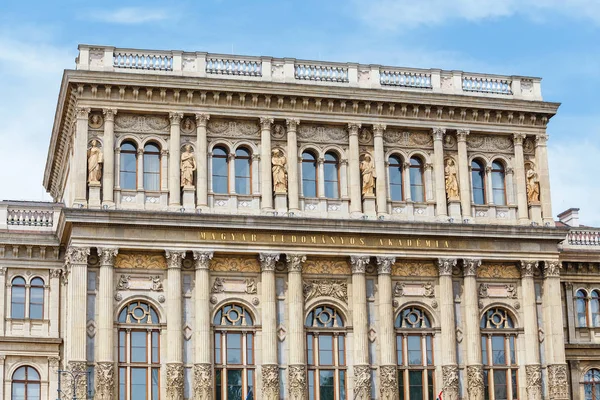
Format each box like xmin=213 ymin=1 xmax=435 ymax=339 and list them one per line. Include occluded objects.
xmin=557 ymin=208 xmax=580 ymax=227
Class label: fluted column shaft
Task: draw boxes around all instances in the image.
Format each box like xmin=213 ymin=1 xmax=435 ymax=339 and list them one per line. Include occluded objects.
xmin=287 ymin=254 xmax=307 ymax=400
xmin=287 ymin=120 xmax=300 ymax=212
xmin=464 ymin=259 xmax=484 ymax=400
xmin=350 ymin=255 xmax=371 ymax=400
xmin=457 ymin=130 xmax=471 ymax=218
xmin=193 ymin=251 xmax=214 ymax=400
xmin=535 ymin=135 xmax=553 ymax=224
xmin=74 ymin=107 xmax=90 ymax=205
xmin=377 ymin=257 xmax=398 ymax=400
xmin=433 ymin=128 xmax=448 ymax=217
xmin=196 ymin=114 xmax=210 ymax=208
xmin=260 ymin=253 xmax=280 ymax=400
xmin=373 ymin=125 xmax=388 ymax=215
xmin=168 ymin=113 xmax=183 ymax=206
xmin=438 ymin=258 xmax=458 ymax=400
xmin=513 ymin=134 xmax=529 ymax=222
xmin=102 ymin=109 xmax=117 ymax=204
xmin=520 ymin=261 xmax=542 ymax=400
xmin=348 ymin=124 xmax=362 ymax=214
xmin=165 ymin=250 xmax=185 ymax=399
xmin=260 ymin=118 xmax=274 ymax=210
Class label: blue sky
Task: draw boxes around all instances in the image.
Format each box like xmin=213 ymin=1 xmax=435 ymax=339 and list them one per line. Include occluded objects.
xmin=1 ymin=0 xmax=599 ymax=225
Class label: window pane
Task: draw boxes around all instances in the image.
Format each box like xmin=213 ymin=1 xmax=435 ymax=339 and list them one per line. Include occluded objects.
xmin=235 ymin=157 xmax=251 ymax=195
xmin=227 ymin=369 xmax=243 ymax=400
xmin=338 ymin=336 xmax=345 ymax=365
xmin=28 ymin=382 xmax=41 ymax=400
xmin=410 ymin=166 xmax=424 ymax=202
xmin=120 ymin=152 xmax=137 ymax=190
xmin=399 ymin=370 xmax=405 ymax=400
xmin=319 ymin=370 xmax=335 ymax=400
xmin=407 ymin=336 xmax=422 ymax=365
xmin=212 ymin=154 xmax=228 ymax=194
xmin=308 ymin=370 xmax=315 ymax=400
xmin=493 ymin=370 xmax=507 ymax=400
xmin=472 ymin=163 xmax=485 ymax=205
xmin=215 ymin=333 xmax=222 ymax=364
xmin=227 ymin=333 xmax=242 ymax=364
xmin=491 ymin=336 xmax=506 ymax=366
xmin=247 ymin=370 xmax=255 ymax=400
xmin=131 ymin=331 xmax=147 ymax=362
xmin=324 ymin=163 xmax=339 ymax=199
xmin=397 ymin=335 xmax=404 ymax=365
xmin=511 ymin=370 xmax=518 ymax=400
xmin=509 ymin=336 xmax=516 ymax=365
xmin=131 ymin=368 xmax=147 ymax=400
xmin=427 ymin=370 xmax=434 ymax=400
xmin=152 ymin=368 xmax=160 ymax=400
xmin=302 ymin=158 xmax=317 ymax=197
xmin=215 ymin=369 xmax=222 ymax=400
xmin=307 ymin=334 xmax=314 ymax=365
xmin=247 ymin=333 xmax=254 ymax=365
xmin=409 ymin=370 xmax=423 ymax=400
xmin=340 ymin=370 xmax=346 ymax=400
xmin=144 ymin=153 xmax=160 ymax=190
xmin=11 ymin=287 xmax=26 ymax=318
xmin=484 ymin=370 xmax=490 ymax=400
xmin=389 ymin=160 xmax=403 ymax=201
xmin=592 ymin=299 xmax=600 ymax=327
xmin=152 ymin=331 xmax=159 ymax=363
xmin=318 ymin=335 xmax=334 ymax=365
xmin=426 ymin=336 xmax=433 ymax=365
xmin=119 ymin=367 xmax=126 ymax=400
xmin=481 ymin=336 xmax=488 ymax=365
xmin=577 ymin=298 xmax=588 ymax=327
xmin=29 ymin=303 xmax=43 ymax=320
xmin=12 ymin=382 xmax=25 ymax=400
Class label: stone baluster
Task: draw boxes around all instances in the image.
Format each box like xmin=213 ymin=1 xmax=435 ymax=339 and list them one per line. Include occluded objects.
xmin=520 ymin=261 xmax=542 ymax=400
xmin=193 ymin=251 xmax=214 ymax=400
xmin=348 ymin=124 xmax=362 ymax=216
xmin=168 ymin=113 xmax=183 ymax=207
xmin=287 ymin=119 xmax=300 ymax=213
xmin=102 ymin=109 xmax=117 ymax=206
xmin=0 ymin=268 xmax=6 ymax=335
xmin=287 ymin=254 xmax=307 ymax=400
xmin=457 ymin=130 xmax=472 ymax=219
xmin=260 ymin=253 xmax=280 ymax=399
xmin=260 ymin=118 xmax=274 ymax=210
xmin=195 ymin=114 xmax=210 ymax=209
xmin=432 ymin=128 xmax=448 ymax=217
xmin=96 ymin=247 xmax=118 ymax=400
xmin=535 ymin=135 xmax=554 ymax=225
xmin=376 ymin=256 xmax=397 ymax=400
xmin=437 ymin=258 xmax=459 ymax=400
xmin=165 ymin=250 xmax=186 ymax=399
xmin=463 ymin=259 xmax=484 ymax=400
xmin=350 ymin=255 xmax=371 ymax=399
xmin=513 ymin=133 xmax=529 ymax=222
xmin=373 ymin=125 xmax=388 ymax=216
xmin=74 ymin=107 xmax=90 ymax=206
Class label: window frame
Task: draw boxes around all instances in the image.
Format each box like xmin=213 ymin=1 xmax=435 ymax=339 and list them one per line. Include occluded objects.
xmin=11 ymin=365 xmax=41 ymax=400
xmin=388 ymin=155 xmax=404 ymax=202
xmin=10 ymin=276 xmax=27 ymax=319
xmin=212 ymin=146 xmax=229 ymax=194
xmin=143 ymin=142 xmax=161 ymax=191
xmin=302 ymin=151 xmax=318 ymax=198
xmin=119 ymin=141 xmax=138 ymax=190
xmin=234 ymin=147 xmax=252 ymax=196
xmin=491 ymin=160 xmax=507 ymax=206
xmin=583 ymin=368 xmax=600 ymax=400
xmin=409 ymin=156 xmax=425 ymax=203
xmin=28 ymin=277 xmax=45 ymax=320
xmin=471 ymin=159 xmax=486 ymax=205
xmin=323 ymin=152 xmax=340 ymax=199
xmin=576 ymin=289 xmax=589 ymax=328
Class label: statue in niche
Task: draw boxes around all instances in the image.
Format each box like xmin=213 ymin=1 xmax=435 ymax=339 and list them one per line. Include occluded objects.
xmin=271 ymin=149 xmax=287 ymax=193
xmin=359 ymin=154 xmax=375 ymax=196
xmin=444 ymin=158 xmax=459 ymax=200
xmin=526 ymin=167 xmax=540 ymax=203
xmin=87 ymin=139 xmax=103 ymax=184
xmin=180 ymin=144 xmax=196 ymax=188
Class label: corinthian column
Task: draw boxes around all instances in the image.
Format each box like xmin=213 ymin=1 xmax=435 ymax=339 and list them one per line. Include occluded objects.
xmin=193 ymin=251 xmax=214 ymax=400
xmin=195 ymin=114 xmax=210 ymax=209
xmin=513 ymin=134 xmax=529 ymax=222
xmin=74 ymin=107 xmax=90 ymax=206
xmin=463 ymin=259 xmax=484 ymax=400
xmin=348 ymin=123 xmax=362 ymax=215
xmin=260 ymin=118 xmax=274 ymax=210
xmin=102 ymin=109 xmax=117 ymax=206
xmin=286 ymin=119 xmax=300 ymax=213
xmin=350 ymin=255 xmax=371 ymax=399
xmin=373 ymin=125 xmax=388 ymax=216
xmin=287 ymin=254 xmax=307 ymax=400
xmin=95 ymin=247 xmax=118 ymax=400
xmin=456 ymin=130 xmax=471 ymax=219
xmin=165 ymin=250 xmax=185 ymax=400
xmin=260 ymin=253 xmax=280 ymax=399
xmin=520 ymin=261 xmax=542 ymax=400
xmin=432 ymin=128 xmax=448 ymax=217
xmin=66 ymin=246 xmax=90 ymax=399
xmin=437 ymin=258 xmax=458 ymax=400
xmin=169 ymin=113 xmax=183 ymax=207
xmin=535 ymin=135 xmax=554 ymax=225
xmin=376 ymin=256 xmax=397 ymax=400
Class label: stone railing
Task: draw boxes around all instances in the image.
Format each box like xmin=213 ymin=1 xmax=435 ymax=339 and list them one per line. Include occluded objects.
xmin=566 ymin=229 xmax=600 ymax=247
xmin=76 ymin=45 xmax=544 ymax=100
xmin=0 ymin=202 xmax=63 ymax=231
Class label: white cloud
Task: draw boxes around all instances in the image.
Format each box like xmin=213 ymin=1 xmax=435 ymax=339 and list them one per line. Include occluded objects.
xmin=87 ymin=7 xmax=173 ymax=24
xmin=352 ymin=0 xmax=600 ymax=30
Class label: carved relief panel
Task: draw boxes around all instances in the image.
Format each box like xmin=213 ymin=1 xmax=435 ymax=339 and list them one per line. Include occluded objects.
xmin=467 ymin=134 xmax=514 ymax=154
xmin=207 ymin=118 xmax=260 ymax=139
xmin=297 ymin=124 xmax=348 ymax=144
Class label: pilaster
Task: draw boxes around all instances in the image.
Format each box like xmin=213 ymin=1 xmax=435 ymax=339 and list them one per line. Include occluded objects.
xmin=373 ymin=125 xmax=388 ymax=216
xmin=513 ymin=133 xmax=529 ymax=222
xmin=165 ymin=249 xmax=185 ymax=399
xmin=456 ymin=129 xmax=471 ymax=219
xmin=287 ymin=253 xmax=307 ymax=400
xmin=74 ymin=107 xmax=90 ymax=206
xmin=376 ymin=256 xmax=397 ymax=400
xmin=192 ymin=250 xmax=213 ymax=400
xmin=348 ymin=123 xmax=362 ymax=216
xmin=287 ymin=119 xmax=300 ymax=212
xmin=437 ymin=258 xmax=458 ymax=400
xmin=102 ymin=108 xmax=117 ymax=206
xmin=535 ymin=135 xmax=554 ymax=225
xmin=168 ymin=112 xmax=183 ymax=207
xmin=349 ymin=255 xmax=371 ymax=399
xmin=66 ymin=246 xmax=90 ymax=364
xmin=195 ymin=114 xmax=210 ymax=209
xmin=260 ymin=252 xmax=280 ymax=400
xmin=0 ymin=268 xmax=6 ymax=336
xmin=260 ymin=118 xmax=274 ymax=210
xmin=432 ymin=128 xmax=448 ymax=217
xmin=463 ymin=258 xmax=484 ymax=400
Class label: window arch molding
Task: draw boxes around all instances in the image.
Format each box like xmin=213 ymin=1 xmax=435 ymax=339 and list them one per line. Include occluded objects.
xmin=211 ymin=299 xmax=260 ymax=327
xmin=304 ymin=298 xmax=350 ymax=325
xmin=394 ymin=301 xmax=439 ymax=329
xmin=480 ymin=304 xmax=520 ymax=328
xmin=208 ymin=140 xmax=233 ymax=153
xmin=406 ymin=150 xmax=431 ymax=164
xmin=113 ymin=296 xmax=165 ymax=324
xmin=231 ymin=140 xmax=259 ymax=155
xmin=8 ymin=362 xmax=45 ymax=382
xmin=298 ymin=144 xmax=323 ymax=159
xmin=321 ymin=145 xmax=346 ymax=160
xmin=115 ymin=135 xmax=143 ymax=149
xmin=140 ymin=136 xmax=167 ymax=150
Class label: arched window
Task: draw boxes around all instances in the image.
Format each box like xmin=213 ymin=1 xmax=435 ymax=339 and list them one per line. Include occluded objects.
xmin=11 ymin=277 xmax=26 ymax=319
xmin=584 ymin=369 xmax=600 ymax=400
xmin=117 ymin=301 xmax=161 ymax=400
xmin=481 ymin=308 xmax=518 ymax=400
xmin=302 ymin=151 xmax=318 ymax=198
xmin=491 ymin=161 xmax=506 ymax=205
xmin=388 ymin=155 xmax=404 ymax=201
xmin=12 ymin=366 xmax=40 ymax=400
xmin=143 ymin=143 xmax=161 ymax=191
xmin=324 ymin=152 xmax=340 ymax=199
xmin=471 ymin=160 xmax=486 ymax=205
xmin=29 ymin=278 xmax=44 ymax=320
xmin=592 ymin=291 xmax=600 ymax=327
xmin=214 ymin=303 xmax=255 ymax=400
xmin=212 ymin=146 xmax=229 ymax=194
xmin=234 ymin=147 xmax=251 ymax=195
xmin=395 ymin=307 xmax=434 ymax=400
xmin=409 ymin=157 xmax=425 ymax=202
xmin=306 ymin=305 xmax=347 ymax=400
xmin=120 ymin=142 xmax=138 ymax=190
xmin=577 ymin=289 xmax=589 ymax=327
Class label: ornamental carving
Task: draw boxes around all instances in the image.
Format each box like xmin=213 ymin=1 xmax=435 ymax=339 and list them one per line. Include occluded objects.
xmin=479 ymin=284 xmax=489 ymax=298
xmin=544 ymin=261 xmax=562 ymax=278
xmin=117 ymin=275 xmax=130 ymax=290
xmin=193 ymin=363 xmax=212 ymax=400
xmin=286 ymin=254 xmax=307 ymax=273
xmin=210 ymin=256 xmax=260 ymax=273
xmin=98 ymin=248 xmax=118 ymax=265
xmin=353 ymin=365 xmax=372 ymax=400
xmin=547 ymin=364 xmax=568 ymax=399
xmin=380 ymin=365 xmax=398 ymax=400
xmin=193 ymin=251 xmax=213 ymax=270
xmin=437 ymin=258 xmax=457 ymax=276
xmin=211 ymin=277 xmax=225 ymax=293
xmin=467 ymin=365 xmax=484 ymax=400
xmin=376 ymin=256 xmax=396 ymax=275
xmin=166 ymin=363 xmax=184 ymax=400
xmin=68 ymin=361 xmax=88 ymax=400
xmin=262 ymin=364 xmax=280 ymax=400
xmin=526 ymin=364 xmax=542 ymax=400
xmin=95 ymin=362 xmax=115 ymax=400
xmin=66 ymin=247 xmax=90 ymax=265
xmin=384 ymin=129 xmax=434 ymax=148
xmin=464 ymin=259 xmax=482 ymax=276
xmin=181 ymin=117 xmax=196 ymax=133
xmin=288 ymin=365 xmax=307 ymax=400
xmin=246 ymin=279 xmax=257 ymax=294
xmin=350 ymin=255 xmax=370 ymax=274
xmin=392 ymin=260 xmax=438 ymax=277
xmin=520 ymin=260 xmax=538 ymax=277
xmin=442 ymin=365 xmax=459 ymax=400
xmin=297 ymin=124 xmax=349 ymax=144
xmin=302 ymin=258 xmax=351 ymax=275
xmin=303 ymin=280 xmax=348 ymax=303
xmin=50 ymin=268 xmax=62 ymax=279
xmin=477 ymin=263 xmax=520 ymax=279
xmin=260 ymin=253 xmax=280 ymax=271
xmin=467 ymin=134 xmax=514 ymax=153
xmin=207 ymin=119 xmax=260 ymax=138
xmin=115 ymin=113 xmax=170 ymax=133
xmin=115 ymin=253 xmax=167 ymax=270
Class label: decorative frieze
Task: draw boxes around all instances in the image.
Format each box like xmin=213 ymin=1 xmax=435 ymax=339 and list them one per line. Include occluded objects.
xmin=302 ymin=258 xmax=351 ymax=275
xmin=383 ymin=129 xmax=434 ymax=148
xmin=303 ymin=280 xmax=348 ymax=303
xmin=115 ymin=253 xmax=167 ymax=270
xmin=297 ymin=124 xmax=348 ymax=144
xmin=477 ymin=263 xmax=521 ymax=279
xmin=115 ymin=113 xmax=170 ymax=133
xmin=467 ymin=134 xmax=514 ymax=153
xmin=210 ymin=256 xmax=260 ymax=273
xmin=207 ymin=118 xmax=260 ymax=138
xmin=547 ymin=364 xmax=568 ymax=399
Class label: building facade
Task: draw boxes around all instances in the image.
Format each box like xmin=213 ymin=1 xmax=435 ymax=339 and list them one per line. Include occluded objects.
xmin=0 ymin=44 xmax=598 ymax=400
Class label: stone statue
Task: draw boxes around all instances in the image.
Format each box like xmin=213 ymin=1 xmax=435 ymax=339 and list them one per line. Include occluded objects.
xmin=526 ymin=168 xmax=540 ymax=203
xmin=87 ymin=139 xmax=103 ymax=184
xmin=180 ymin=144 xmax=196 ymax=188
xmin=272 ymin=149 xmax=287 ymax=193
xmin=444 ymin=158 xmax=459 ymax=200
xmin=360 ymin=154 xmax=375 ymax=196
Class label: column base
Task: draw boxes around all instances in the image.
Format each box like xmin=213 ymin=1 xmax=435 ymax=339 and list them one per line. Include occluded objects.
xmin=379 ymin=365 xmax=398 ymax=400
xmin=548 ymin=364 xmax=569 ymax=400
xmin=182 ymin=187 xmax=196 ymax=211
xmin=288 ymin=365 xmax=307 ymax=400
xmin=193 ymin=363 xmax=212 ymax=400
xmin=67 ymin=360 xmax=88 ymax=400
xmin=166 ymin=363 xmax=184 ymax=400
xmin=95 ymin=362 xmax=115 ymax=400
xmin=525 ymin=364 xmax=542 ymax=400
xmin=466 ymin=365 xmax=485 ymax=400
xmin=261 ymin=364 xmax=280 ymax=400
xmin=442 ymin=365 xmax=459 ymax=400
xmin=353 ymin=365 xmax=372 ymax=400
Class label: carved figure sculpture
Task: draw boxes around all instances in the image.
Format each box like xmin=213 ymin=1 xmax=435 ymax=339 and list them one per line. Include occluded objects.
xmin=180 ymin=145 xmax=196 ymax=188
xmin=360 ymin=154 xmax=375 ymax=196
xmin=272 ymin=149 xmax=287 ymax=193
xmin=87 ymin=139 xmax=103 ymax=184
xmin=444 ymin=158 xmax=459 ymax=200
xmin=526 ymin=168 xmax=540 ymax=203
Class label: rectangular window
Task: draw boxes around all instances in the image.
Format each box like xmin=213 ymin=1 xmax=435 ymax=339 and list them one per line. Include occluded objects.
xmin=119 ymin=331 xmax=126 ymax=362
xmin=152 ymin=368 xmax=160 ymax=400
xmin=119 ymin=367 xmax=126 ymax=400
xmin=481 ymin=336 xmax=488 ymax=366
xmin=338 ymin=336 xmax=345 ymax=365
xmin=492 ymin=171 xmax=506 ymax=205
xmin=509 ymin=337 xmax=516 ymax=365
xmin=308 ymin=370 xmax=315 ymax=400
xmin=215 ymin=369 xmax=222 ymax=400
xmin=371 ymin=370 xmax=377 ymax=399
xmin=227 ymin=369 xmax=243 ymax=399
xmin=340 ymin=370 xmax=347 ymax=400
xmin=407 ymin=336 xmax=422 ymax=365
xmin=152 ymin=332 xmax=160 ymax=363
xmin=212 ymin=157 xmax=228 ymax=194
xmin=11 ymin=287 xmax=25 ymax=318
xmin=398 ymin=370 xmax=405 ymax=400
xmin=131 ymin=368 xmax=147 ymax=400
xmin=493 ymin=370 xmax=508 ymax=400
xmin=277 ymin=299 xmax=285 ymax=326
xmin=247 ymin=370 xmax=254 ymax=399
xmin=324 ymin=163 xmax=339 ymax=199
xmin=426 ymin=336 xmax=433 ymax=365
xmin=410 ymin=167 xmax=425 ymax=202
xmin=302 ymin=161 xmax=317 ymax=198
xmin=131 ymin=331 xmax=147 ymax=362
xmin=234 ymin=158 xmax=251 ymax=195
xmin=409 ymin=370 xmax=423 ymax=400
xmin=318 ymin=335 xmax=334 ymax=365
xmin=143 ymin=153 xmax=160 ymax=191
xmin=227 ymin=333 xmax=243 ymax=364
xmin=427 ymin=370 xmax=434 ymax=400
xmin=319 ymin=370 xmax=335 ymax=399
xmin=491 ymin=336 xmax=506 ymax=366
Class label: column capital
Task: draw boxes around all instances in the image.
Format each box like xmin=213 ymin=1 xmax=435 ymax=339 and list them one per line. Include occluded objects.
xmin=66 ymin=246 xmax=90 ymax=265
xmin=0 ymin=267 xmax=7 ymax=276
xmin=376 ymin=256 xmax=396 ymax=275
xmin=543 ymin=260 xmax=562 ymax=278
xmin=373 ymin=124 xmax=386 ymax=136
xmin=513 ymin=132 xmax=527 ymax=145
xmin=348 ymin=123 xmax=362 ymax=134
xmin=75 ymin=107 xmax=91 ymax=120
xmin=286 ymin=254 xmax=306 ymax=273
xmin=50 ymin=268 xmax=62 ymax=279
xmin=195 ymin=113 xmax=210 ymax=126
xmin=456 ymin=129 xmax=470 ymax=141
xmin=437 ymin=258 xmax=457 ymax=276
xmin=102 ymin=108 xmax=118 ymax=121
xmin=350 ymin=255 xmax=370 ymax=274
xmin=535 ymin=134 xmax=548 ymax=147
xmin=463 ymin=258 xmax=481 ymax=277
xmin=97 ymin=247 xmax=118 ymax=266
xmin=193 ymin=251 xmax=213 ymax=270
xmin=286 ymin=118 xmax=300 ymax=130
xmin=432 ymin=127 xmax=446 ymax=141
xmin=165 ymin=250 xmax=186 ymax=269
xmin=519 ymin=260 xmax=539 ymax=277
xmin=259 ymin=253 xmax=280 ymax=272
xmin=169 ymin=112 xmax=184 ymax=124
xmin=260 ymin=117 xmax=274 ymax=130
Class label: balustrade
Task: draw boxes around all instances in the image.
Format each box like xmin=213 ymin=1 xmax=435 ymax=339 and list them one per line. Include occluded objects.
xmin=206 ymin=58 xmax=262 ymax=76
xmin=380 ymin=70 xmax=432 ymax=88
xmin=295 ymin=64 xmax=349 ymax=82
xmin=462 ymin=76 xmax=512 ymax=95
xmin=567 ymin=230 xmax=600 ymax=246
xmin=6 ymin=208 xmax=53 ymax=227
xmin=113 ymin=51 xmax=173 ymax=71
